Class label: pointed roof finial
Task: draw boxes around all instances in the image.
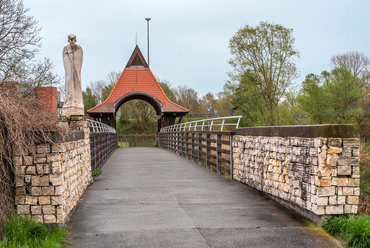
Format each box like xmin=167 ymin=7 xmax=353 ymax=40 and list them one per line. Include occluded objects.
xmin=125 ymin=45 xmax=149 ymax=69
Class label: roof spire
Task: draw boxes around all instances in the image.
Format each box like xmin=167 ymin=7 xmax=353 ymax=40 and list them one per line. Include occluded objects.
xmin=125 ymin=45 xmax=149 ymax=69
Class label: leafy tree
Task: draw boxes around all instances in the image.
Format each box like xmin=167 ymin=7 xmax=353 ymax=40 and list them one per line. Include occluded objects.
xmin=82 ymin=87 xmax=96 ymax=113
xmin=225 ymin=70 xmax=268 ymax=126
xmin=101 ymin=83 xmax=114 ymax=102
xmin=297 ymin=74 xmax=328 ymax=124
xmin=297 ymin=67 xmax=365 ymax=124
xmin=228 ymin=21 xmax=300 ymax=125
xmin=327 ymin=67 xmax=365 ymax=121
xmin=0 ymin=0 xmax=59 ymax=96
xmin=159 ymin=81 xmax=176 ymax=102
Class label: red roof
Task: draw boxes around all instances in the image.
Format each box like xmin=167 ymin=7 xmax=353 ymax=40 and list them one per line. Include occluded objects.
xmin=87 ymin=46 xmax=189 ymax=115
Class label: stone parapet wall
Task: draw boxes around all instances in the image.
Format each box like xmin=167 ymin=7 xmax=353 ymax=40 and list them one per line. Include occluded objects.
xmin=15 ymin=121 xmax=92 ymax=224
xmin=232 ymin=125 xmax=360 ymax=225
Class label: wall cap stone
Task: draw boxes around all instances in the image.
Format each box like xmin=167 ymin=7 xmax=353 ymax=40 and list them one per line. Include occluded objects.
xmin=235 ymin=124 xmax=357 ymax=138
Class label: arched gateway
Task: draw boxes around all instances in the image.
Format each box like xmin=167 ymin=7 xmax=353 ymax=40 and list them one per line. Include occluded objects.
xmin=87 ymin=46 xmax=189 ymax=131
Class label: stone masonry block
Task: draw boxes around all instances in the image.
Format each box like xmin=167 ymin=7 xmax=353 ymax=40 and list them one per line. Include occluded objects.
xmin=354 ymin=187 xmax=360 ymax=196
xmin=44 ymin=215 xmax=56 ymax=223
xmin=317 ymin=186 xmax=335 ymax=196
xmin=52 ymin=143 xmax=66 ymax=153
xmin=38 ymin=196 xmax=51 ymax=205
xmin=326 ymin=205 xmax=343 ymax=215
xmin=15 ymin=176 xmax=25 ymax=187
xmin=23 ymin=156 xmax=33 ymax=166
xmin=49 ymin=174 xmax=62 ymax=186
xmin=47 ymin=153 xmax=61 ymax=163
xmin=15 ymin=166 xmax=26 ymax=175
xmin=37 ymin=144 xmax=50 ymax=154
xmin=347 ymin=196 xmax=359 ymax=205
xmin=51 ymin=196 xmax=62 ymax=205
xmin=326 ymin=154 xmax=338 ymax=166
xmin=54 ymin=186 xmax=62 ymax=196
xmin=43 ymin=205 xmax=55 ymax=215
xmin=31 ymin=206 xmax=42 ymax=215
xmin=328 ymin=147 xmax=342 ymax=154
xmin=42 ymin=186 xmax=54 ymax=196
xmin=329 ymin=196 xmax=337 ymax=205
xmin=15 ymin=196 xmax=25 ymax=205
xmin=15 ymin=186 xmax=26 ymax=195
xmin=30 ymin=187 xmax=41 ymax=196
xmin=338 ymin=196 xmax=346 ymax=205
xmin=316 ymin=197 xmax=328 ymax=206
xmin=17 ymin=205 xmax=30 ymax=214
xmin=338 ymin=166 xmax=351 ymax=176
xmin=25 ymin=195 xmax=37 ymax=205
xmin=348 ymin=179 xmax=360 ymax=187
xmin=344 ymin=205 xmax=352 ymax=214
xmin=32 ymin=215 xmax=43 ymax=223
xmin=337 ymin=178 xmax=349 ymax=187
xmin=40 ymin=175 xmax=49 ymax=187
xmin=328 ymin=138 xmax=342 ymax=147
xmin=31 ymin=176 xmax=40 ymax=186
xmin=342 ymin=187 xmax=354 ymax=195
xmin=26 ymin=166 xmax=36 ymax=175
xmin=24 ymin=175 xmax=31 ymax=183
xmin=36 ymin=164 xmax=44 ymax=174
xmin=337 ymin=157 xmax=348 ymax=166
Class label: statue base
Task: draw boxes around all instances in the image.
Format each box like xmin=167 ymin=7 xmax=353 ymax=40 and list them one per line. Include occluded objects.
xmin=62 ymin=106 xmax=84 ymax=121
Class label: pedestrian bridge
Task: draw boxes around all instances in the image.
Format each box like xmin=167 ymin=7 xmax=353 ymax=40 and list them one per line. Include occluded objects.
xmin=68 ymin=147 xmax=342 ymax=248
xmin=13 ymin=117 xmax=360 ymax=247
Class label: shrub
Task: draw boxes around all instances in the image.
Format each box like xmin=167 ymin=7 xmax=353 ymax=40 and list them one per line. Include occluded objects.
xmin=322 ymin=214 xmax=370 ymax=248
xmin=0 ymin=211 xmax=69 ymax=247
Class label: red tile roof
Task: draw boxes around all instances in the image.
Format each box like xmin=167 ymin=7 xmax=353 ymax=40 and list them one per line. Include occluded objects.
xmin=87 ymin=46 xmax=189 ymax=115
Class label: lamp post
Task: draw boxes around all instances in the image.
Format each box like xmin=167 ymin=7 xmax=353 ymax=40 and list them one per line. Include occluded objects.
xmin=145 ymin=18 xmax=151 ymax=67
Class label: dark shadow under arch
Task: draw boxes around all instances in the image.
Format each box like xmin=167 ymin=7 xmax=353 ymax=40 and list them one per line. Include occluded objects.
xmin=113 ymin=92 xmax=163 ymax=116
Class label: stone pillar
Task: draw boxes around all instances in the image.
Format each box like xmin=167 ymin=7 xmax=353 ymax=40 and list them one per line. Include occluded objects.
xmin=62 ymin=34 xmax=84 ymax=120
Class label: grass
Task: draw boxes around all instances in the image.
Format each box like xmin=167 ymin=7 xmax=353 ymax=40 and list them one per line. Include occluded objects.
xmin=92 ymin=168 xmax=102 ymax=177
xmin=322 ymin=214 xmax=370 ymax=248
xmin=0 ymin=211 xmax=69 ymax=248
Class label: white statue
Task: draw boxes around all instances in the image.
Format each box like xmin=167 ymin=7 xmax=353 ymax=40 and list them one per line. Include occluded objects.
xmin=62 ymin=34 xmax=84 ymax=119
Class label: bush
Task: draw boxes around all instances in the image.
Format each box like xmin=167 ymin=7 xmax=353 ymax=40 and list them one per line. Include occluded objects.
xmin=322 ymin=214 xmax=370 ymax=248
xmin=92 ymin=168 xmax=102 ymax=177
xmin=0 ymin=211 xmax=69 ymax=247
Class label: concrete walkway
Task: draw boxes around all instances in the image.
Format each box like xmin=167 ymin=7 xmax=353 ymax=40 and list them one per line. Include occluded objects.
xmin=68 ymin=147 xmax=343 ymax=248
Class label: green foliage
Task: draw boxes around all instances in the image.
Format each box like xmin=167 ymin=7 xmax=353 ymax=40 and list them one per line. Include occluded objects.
xmin=228 ymin=21 xmax=299 ymax=125
xmin=322 ymin=214 xmax=370 ymax=248
xmin=0 ymin=211 xmax=69 ymax=247
xmin=92 ymin=168 xmax=102 ymax=177
xmin=225 ymin=70 xmax=268 ymax=126
xmin=360 ymin=142 xmax=370 ymax=197
xmin=159 ymin=81 xmax=176 ymax=102
xmin=101 ymin=83 xmax=114 ymax=103
xmin=82 ymin=87 xmax=96 ymax=112
xmin=297 ymin=67 xmax=365 ymax=124
xmin=297 ymin=73 xmax=328 ymax=123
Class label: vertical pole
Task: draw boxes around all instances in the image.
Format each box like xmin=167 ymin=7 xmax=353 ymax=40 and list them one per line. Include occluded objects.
xmin=145 ymin=18 xmax=151 ymax=67
xmin=230 ymin=135 xmax=233 ymax=180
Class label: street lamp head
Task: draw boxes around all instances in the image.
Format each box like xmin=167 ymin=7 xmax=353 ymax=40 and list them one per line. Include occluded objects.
xmin=145 ymin=18 xmax=151 ymax=21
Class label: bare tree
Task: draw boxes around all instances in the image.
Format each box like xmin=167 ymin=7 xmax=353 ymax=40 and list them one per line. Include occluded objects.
xmin=0 ymin=85 xmax=65 ymax=237
xmin=0 ymin=0 xmax=59 ymax=95
xmin=172 ymin=85 xmax=201 ymax=114
xmin=89 ymin=80 xmax=106 ymax=104
xmin=330 ymin=51 xmax=370 ymax=83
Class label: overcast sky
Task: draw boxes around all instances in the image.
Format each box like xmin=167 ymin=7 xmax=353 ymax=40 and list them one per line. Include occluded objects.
xmin=26 ymin=0 xmax=369 ymax=97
